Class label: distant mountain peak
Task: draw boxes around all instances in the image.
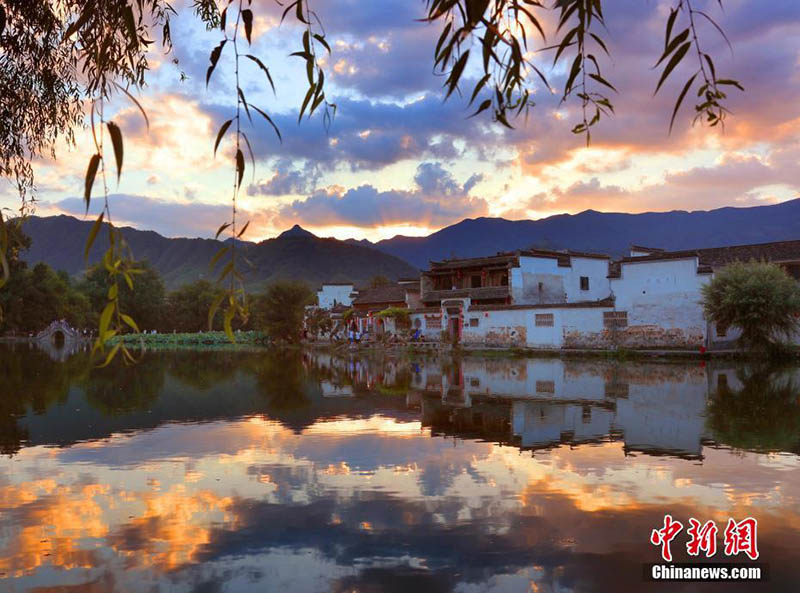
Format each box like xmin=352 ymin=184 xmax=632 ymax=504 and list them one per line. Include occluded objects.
xmin=278 ymin=224 xmax=316 ymax=239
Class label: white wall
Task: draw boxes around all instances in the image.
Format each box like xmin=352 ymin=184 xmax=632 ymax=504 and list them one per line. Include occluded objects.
xmin=610 ymin=257 xmax=709 ymax=348
xmin=317 ymin=284 xmax=354 ymax=309
xmin=512 ymin=255 xmax=611 ymax=305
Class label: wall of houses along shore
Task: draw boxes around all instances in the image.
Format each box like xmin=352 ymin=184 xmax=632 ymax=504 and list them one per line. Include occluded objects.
xmin=609 ymin=257 xmax=710 ymax=349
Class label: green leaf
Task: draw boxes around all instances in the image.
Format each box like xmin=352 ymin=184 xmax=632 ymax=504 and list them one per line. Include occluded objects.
xmin=655 ymin=41 xmax=691 ymax=94
xmin=84 ymin=154 xmax=101 ymax=212
xmin=214 ymin=119 xmax=233 ymax=156
xmin=241 ymin=9 xmax=253 ymax=44
xmin=97 ymin=343 xmax=121 ymax=368
xmin=99 ymin=301 xmax=115 ymax=340
xmin=223 ymin=305 xmax=236 ymax=342
xmin=108 ymin=283 xmax=118 ymax=300
xmin=84 ymin=212 xmax=104 ymax=262
xmin=238 ymin=88 xmax=251 ymax=122
xmin=208 ymin=293 xmax=225 ymax=331
xmin=299 ymin=83 xmax=316 ymax=122
xmin=237 ymin=221 xmax=250 ymax=238
xmin=106 ymin=122 xmax=123 ymax=183
xmin=669 ymin=71 xmax=698 ymax=134
xmin=564 ymin=53 xmax=582 ymax=97
xmin=120 ymin=314 xmax=140 ymax=333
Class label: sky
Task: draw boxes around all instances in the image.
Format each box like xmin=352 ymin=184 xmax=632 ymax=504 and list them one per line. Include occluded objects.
xmin=3 ymin=0 xmax=799 ymax=242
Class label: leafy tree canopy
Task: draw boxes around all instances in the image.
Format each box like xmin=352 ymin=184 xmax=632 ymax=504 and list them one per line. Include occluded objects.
xmin=701 ymin=261 xmax=800 ymax=351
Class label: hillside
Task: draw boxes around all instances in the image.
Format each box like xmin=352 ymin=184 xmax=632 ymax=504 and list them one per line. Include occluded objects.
xmin=19 ymin=216 xmax=418 ymax=289
xmin=369 ymin=199 xmax=800 ymax=268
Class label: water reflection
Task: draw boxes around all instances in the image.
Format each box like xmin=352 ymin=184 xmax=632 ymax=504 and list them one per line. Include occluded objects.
xmin=1 ymin=346 xmax=799 ymax=592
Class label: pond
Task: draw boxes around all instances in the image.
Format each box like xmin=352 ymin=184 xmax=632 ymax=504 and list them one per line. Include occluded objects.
xmin=1 ymin=344 xmax=799 ymax=592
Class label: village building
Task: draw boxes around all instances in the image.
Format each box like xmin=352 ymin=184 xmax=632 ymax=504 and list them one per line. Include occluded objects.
xmin=349 ymin=282 xmax=420 ymax=337
xmin=409 ymin=239 xmax=800 ymax=350
xmin=316 ymin=283 xmax=356 ymax=309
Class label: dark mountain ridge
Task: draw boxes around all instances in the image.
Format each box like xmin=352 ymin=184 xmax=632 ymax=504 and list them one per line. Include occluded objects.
xmin=19 ymin=215 xmax=418 ymax=289
xmin=368 ymin=199 xmax=800 ymax=268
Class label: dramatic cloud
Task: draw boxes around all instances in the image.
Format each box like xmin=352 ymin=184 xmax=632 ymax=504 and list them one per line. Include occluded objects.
xmin=52 ymin=194 xmax=258 ymax=239
xmin=276 ymin=162 xmax=488 ymax=228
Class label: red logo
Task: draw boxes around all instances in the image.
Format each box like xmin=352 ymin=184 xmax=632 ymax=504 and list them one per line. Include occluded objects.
xmin=650 ymin=516 xmax=759 ymax=561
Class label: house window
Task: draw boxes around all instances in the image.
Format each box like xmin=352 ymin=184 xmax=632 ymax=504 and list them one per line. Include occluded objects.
xmin=501 ymin=274 xmax=509 ymax=286
xmin=603 ymin=311 xmax=628 ymax=328
xmin=469 ymin=318 xmax=479 ymax=327
xmin=536 ymin=380 xmax=555 ymax=393
xmin=582 ymin=405 xmax=592 ymax=423
xmin=716 ymin=323 xmax=728 ymax=338
xmin=470 ymin=377 xmax=480 ymax=387
xmin=580 ymin=276 xmax=590 ymax=290
xmin=535 ymin=313 xmax=554 ymax=327
xmin=538 ymin=281 xmax=543 ymax=293
xmin=471 ymin=275 xmax=481 ymax=288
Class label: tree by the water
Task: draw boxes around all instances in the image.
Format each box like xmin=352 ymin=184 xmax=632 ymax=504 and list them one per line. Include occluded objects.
xmin=701 ymin=261 xmax=800 ymax=351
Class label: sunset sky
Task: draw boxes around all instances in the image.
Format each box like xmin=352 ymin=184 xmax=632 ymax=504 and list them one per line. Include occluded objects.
xmin=4 ymin=0 xmax=799 ymax=242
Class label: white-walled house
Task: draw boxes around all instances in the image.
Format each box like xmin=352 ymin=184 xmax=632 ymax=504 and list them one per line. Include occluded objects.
xmin=316 ymin=283 xmax=355 ymax=310
xmin=410 ymin=239 xmax=800 ymax=350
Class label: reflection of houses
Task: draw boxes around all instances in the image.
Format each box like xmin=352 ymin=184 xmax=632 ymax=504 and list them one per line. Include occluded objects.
xmin=413 ymin=357 xmax=710 ymax=458
xmin=410 ymin=239 xmax=800 ymax=350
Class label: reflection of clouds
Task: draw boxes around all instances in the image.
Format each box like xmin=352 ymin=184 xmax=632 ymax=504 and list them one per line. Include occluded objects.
xmin=2 ymin=413 xmax=799 ymax=592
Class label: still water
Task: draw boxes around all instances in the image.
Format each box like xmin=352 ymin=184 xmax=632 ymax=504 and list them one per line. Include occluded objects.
xmin=1 ymin=344 xmax=799 ymax=592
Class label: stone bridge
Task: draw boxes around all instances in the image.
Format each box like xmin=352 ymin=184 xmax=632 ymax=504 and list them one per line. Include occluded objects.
xmin=35 ymin=320 xmax=85 ymax=344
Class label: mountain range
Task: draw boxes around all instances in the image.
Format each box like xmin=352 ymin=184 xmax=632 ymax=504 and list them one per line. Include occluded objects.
xmin=18 ymin=217 xmax=418 ymax=290
xmin=18 ymin=198 xmax=800 ymax=288
xmin=365 ymin=198 xmax=800 ymax=268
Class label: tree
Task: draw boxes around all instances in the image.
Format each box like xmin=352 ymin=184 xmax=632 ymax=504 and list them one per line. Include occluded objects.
xmin=701 ymin=261 xmax=800 ymax=351
xmin=0 ymin=260 xmax=92 ymax=334
xmin=164 ymin=279 xmax=226 ymax=332
xmin=251 ymin=281 xmax=313 ymax=343
xmin=79 ymin=260 xmax=165 ymax=331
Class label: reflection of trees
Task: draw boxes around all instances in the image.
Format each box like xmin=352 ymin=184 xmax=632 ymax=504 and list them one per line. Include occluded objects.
xmin=81 ymin=355 xmax=166 ymax=415
xmin=0 ymin=345 xmax=89 ymax=454
xmin=167 ymin=351 xmax=244 ymax=390
xmin=708 ymin=365 xmax=800 ymax=453
xmin=254 ymin=350 xmax=309 ymax=410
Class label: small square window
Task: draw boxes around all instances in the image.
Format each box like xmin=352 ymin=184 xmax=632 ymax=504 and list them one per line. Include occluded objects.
xmin=469 ymin=318 xmax=479 ymax=327
xmin=536 ymin=380 xmax=555 ymax=393
xmin=580 ymin=276 xmax=590 ymax=290
xmin=535 ymin=313 xmax=554 ymax=327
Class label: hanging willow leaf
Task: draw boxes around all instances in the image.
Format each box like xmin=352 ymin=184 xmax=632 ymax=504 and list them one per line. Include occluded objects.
xmin=63 ymin=5 xmax=93 ymax=39
xmin=84 ymin=212 xmax=104 ymax=262
xmin=655 ymin=41 xmax=691 ymax=94
xmin=244 ymin=55 xmax=276 ymax=94
xmin=206 ymin=39 xmax=226 ymax=87
xmin=84 ymin=154 xmax=101 ymax=212
xmin=242 ymin=9 xmax=253 ymax=44
xmin=106 ymin=121 xmax=123 ymax=183
xmin=249 ymin=104 xmax=282 ymax=141
xmin=214 ymin=119 xmax=233 ymax=156
xmin=235 ymin=149 xmax=244 ymax=189
xmin=208 ymin=292 xmax=225 ymax=331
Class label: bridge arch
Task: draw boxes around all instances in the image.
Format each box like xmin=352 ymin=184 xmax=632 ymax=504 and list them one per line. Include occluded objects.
xmin=36 ymin=320 xmax=83 ymax=344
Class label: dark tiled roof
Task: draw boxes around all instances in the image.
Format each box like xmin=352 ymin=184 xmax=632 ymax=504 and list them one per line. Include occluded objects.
xmin=615 ymin=239 xmax=800 ymax=274
xmin=428 ymin=248 xmax=609 ymax=272
xmin=351 ymin=284 xmax=407 ymax=305
xmin=629 ymin=245 xmax=665 ymax=253
xmin=469 ymin=298 xmax=614 ymax=311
